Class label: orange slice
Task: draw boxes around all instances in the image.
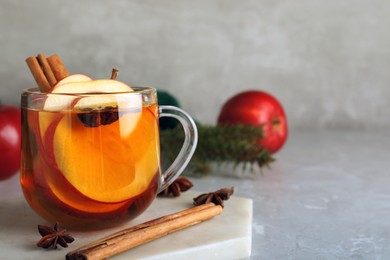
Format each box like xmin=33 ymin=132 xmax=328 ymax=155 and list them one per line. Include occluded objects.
xmin=32 ymin=154 xmax=128 ymax=215
xmin=51 ymin=105 xmax=159 ymax=202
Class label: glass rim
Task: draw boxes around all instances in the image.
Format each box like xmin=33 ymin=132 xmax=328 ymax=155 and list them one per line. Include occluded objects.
xmin=22 ymin=86 xmax=156 ymax=96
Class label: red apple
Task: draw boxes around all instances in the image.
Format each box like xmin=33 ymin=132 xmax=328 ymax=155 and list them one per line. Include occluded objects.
xmin=0 ymin=104 xmax=21 ymax=180
xmin=217 ymin=90 xmax=288 ymax=154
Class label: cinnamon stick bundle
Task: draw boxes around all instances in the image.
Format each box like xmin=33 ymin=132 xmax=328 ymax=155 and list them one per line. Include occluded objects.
xmin=26 ymin=53 xmax=69 ymax=92
xmin=66 ymin=203 xmax=223 ymax=260
xmin=47 ymin=54 xmax=69 ymax=81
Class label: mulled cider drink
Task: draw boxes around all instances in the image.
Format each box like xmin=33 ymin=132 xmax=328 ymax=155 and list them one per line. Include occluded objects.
xmin=21 ymin=85 xmax=197 ymax=230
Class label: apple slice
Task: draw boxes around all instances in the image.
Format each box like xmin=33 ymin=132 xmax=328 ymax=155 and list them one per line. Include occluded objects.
xmin=44 ymin=79 xmax=134 ymax=111
xmin=38 ymin=74 xmax=93 ymax=140
xmin=51 ymin=79 xmax=132 ymax=94
xmin=55 ymin=74 xmax=92 ymax=86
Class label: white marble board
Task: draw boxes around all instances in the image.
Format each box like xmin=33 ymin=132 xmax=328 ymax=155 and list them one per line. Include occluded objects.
xmin=0 ymin=191 xmax=252 ymax=260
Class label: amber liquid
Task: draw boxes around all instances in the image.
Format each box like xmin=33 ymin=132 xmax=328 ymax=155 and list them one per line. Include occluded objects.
xmin=21 ymin=104 xmax=160 ymax=229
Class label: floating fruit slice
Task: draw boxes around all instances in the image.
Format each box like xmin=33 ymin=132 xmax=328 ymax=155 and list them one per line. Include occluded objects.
xmin=43 ymin=78 xmax=134 ymax=111
xmin=40 ymin=76 xmax=136 ymax=142
xmin=42 ymin=74 xmax=93 ymax=111
xmin=54 ymin=74 xmax=93 ymax=86
xmin=38 ymin=74 xmax=93 ymax=141
xmin=50 ymin=105 xmax=159 ymax=202
xmin=31 ymin=154 xmax=128 ymax=215
xmin=39 ymin=77 xmax=154 ymax=202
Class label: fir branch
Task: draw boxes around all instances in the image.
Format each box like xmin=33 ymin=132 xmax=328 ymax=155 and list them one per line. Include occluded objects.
xmin=160 ymin=123 xmax=274 ymax=175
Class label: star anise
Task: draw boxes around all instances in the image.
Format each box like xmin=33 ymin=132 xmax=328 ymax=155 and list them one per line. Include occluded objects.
xmin=77 ymin=106 xmax=119 ymax=127
xmin=193 ymin=187 xmax=234 ymax=208
xmin=36 ymin=222 xmax=75 ymax=249
xmin=158 ymin=177 xmax=193 ymax=197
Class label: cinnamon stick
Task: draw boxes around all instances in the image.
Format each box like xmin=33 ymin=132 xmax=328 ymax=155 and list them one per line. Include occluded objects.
xmin=25 ymin=56 xmax=51 ymax=92
xmin=66 ymin=203 xmax=223 ymax=260
xmin=76 ymin=202 xmax=216 ymax=250
xmin=37 ymin=52 xmax=57 ymax=86
xmin=26 ymin=53 xmax=69 ymax=92
xmin=47 ymin=54 xmax=69 ymax=81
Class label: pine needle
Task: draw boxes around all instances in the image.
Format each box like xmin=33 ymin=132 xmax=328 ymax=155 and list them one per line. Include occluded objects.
xmin=160 ymin=123 xmax=274 ymax=175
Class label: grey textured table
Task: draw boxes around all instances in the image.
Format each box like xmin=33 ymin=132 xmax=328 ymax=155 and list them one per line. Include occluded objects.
xmin=1 ymin=130 xmax=390 ymax=259
xmin=191 ymin=130 xmax=390 ymax=259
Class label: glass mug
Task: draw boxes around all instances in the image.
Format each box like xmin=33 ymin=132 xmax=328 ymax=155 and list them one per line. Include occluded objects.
xmin=20 ymin=86 xmax=197 ymax=229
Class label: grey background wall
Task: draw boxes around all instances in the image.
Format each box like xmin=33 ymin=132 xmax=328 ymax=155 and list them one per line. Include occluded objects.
xmin=1 ymin=0 xmax=389 ymax=131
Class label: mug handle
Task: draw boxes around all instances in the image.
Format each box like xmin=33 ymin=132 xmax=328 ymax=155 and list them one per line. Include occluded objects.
xmin=158 ymin=105 xmax=198 ymax=192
